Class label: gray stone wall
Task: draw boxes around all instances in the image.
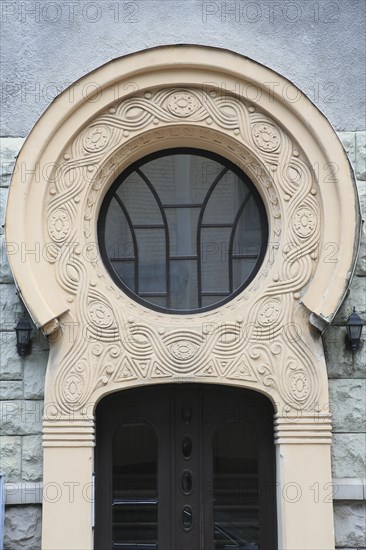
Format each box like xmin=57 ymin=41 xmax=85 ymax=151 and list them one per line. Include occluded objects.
xmin=1 ymin=137 xmax=48 ymax=549
xmin=323 ymin=131 xmax=366 ymax=550
xmin=3 ymin=506 xmax=42 ymax=550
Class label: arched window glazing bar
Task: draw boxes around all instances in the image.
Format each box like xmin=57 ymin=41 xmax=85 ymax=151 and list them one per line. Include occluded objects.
xmin=112 ymin=193 xmax=139 ymax=294
xmin=196 ymin=166 xmax=229 ymax=308
xmin=135 ymin=167 xmax=171 ymax=308
xmin=98 ymin=148 xmax=268 ymax=314
xmin=228 ymin=192 xmax=252 ymax=294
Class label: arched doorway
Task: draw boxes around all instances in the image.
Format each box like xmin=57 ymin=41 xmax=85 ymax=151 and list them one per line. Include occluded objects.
xmin=5 ymin=45 xmax=360 ymax=549
xmin=95 ymin=384 xmax=276 ymax=550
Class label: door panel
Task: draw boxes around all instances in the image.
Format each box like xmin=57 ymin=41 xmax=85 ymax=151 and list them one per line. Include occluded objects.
xmin=95 ymin=384 xmax=277 ymax=550
xmin=112 ymin=422 xmax=158 ymax=549
xmin=172 ymin=387 xmax=202 ymax=549
xmin=213 ymin=422 xmax=260 ymax=548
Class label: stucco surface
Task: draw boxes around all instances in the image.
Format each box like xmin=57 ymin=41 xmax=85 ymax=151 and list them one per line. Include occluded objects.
xmin=0 ymin=0 xmax=365 ymax=136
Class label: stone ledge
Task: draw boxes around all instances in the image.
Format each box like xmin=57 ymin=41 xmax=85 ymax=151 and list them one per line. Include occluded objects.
xmin=5 ymin=482 xmax=43 ymax=505
xmin=333 ymin=479 xmax=366 ymax=501
xmin=4 ymin=479 xmax=366 ymax=505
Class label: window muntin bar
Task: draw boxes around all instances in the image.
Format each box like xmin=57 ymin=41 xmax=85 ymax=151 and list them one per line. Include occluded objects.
xmin=107 ymin=194 xmax=139 ymax=293
xmin=98 ymin=149 xmax=268 ymax=313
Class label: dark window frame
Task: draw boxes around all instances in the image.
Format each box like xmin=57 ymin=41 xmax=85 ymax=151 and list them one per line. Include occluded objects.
xmin=98 ymin=148 xmax=268 ymax=314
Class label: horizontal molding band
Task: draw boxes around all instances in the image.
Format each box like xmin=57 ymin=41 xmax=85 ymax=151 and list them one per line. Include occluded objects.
xmin=275 ymin=437 xmax=332 ymax=445
xmin=274 ymin=414 xmax=332 ymax=443
xmin=274 ymin=413 xmax=332 ymax=423
xmin=43 ymin=421 xmax=95 ymax=428
xmin=3 ymin=478 xmax=365 ymax=505
xmin=42 ymin=441 xmax=95 ymax=447
xmin=275 ymin=424 xmax=332 ymax=432
xmin=43 ymin=428 xmax=95 ymax=435
xmin=42 ymin=419 xmax=95 ymax=445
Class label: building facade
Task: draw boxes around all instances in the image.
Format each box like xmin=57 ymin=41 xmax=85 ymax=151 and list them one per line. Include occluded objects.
xmin=1 ymin=2 xmax=365 ymax=549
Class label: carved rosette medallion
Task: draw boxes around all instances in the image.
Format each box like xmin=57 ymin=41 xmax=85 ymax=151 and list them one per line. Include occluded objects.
xmin=290 ymin=371 xmax=310 ymax=401
xmin=257 ymin=299 xmax=281 ymax=326
xmin=293 ymin=207 xmax=317 ymax=238
xmin=62 ymin=360 xmax=88 ymax=405
xmin=64 ymin=373 xmax=84 ymax=403
xmin=88 ymin=301 xmax=114 ymax=328
xmin=170 ymin=340 xmax=198 ymax=360
xmin=166 ymin=91 xmax=201 ymax=117
xmin=252 ymin=123 xmax=280 ymax=152
xmin=83 ymin=125 xmax=110 ymax=152
xmin=48 ymin=209 xmax=71 ymax=242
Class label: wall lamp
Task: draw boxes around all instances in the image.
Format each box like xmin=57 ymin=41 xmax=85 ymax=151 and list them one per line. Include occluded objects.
xmin=15 ymin=317 xmax=32 ymax=357
xmin=346 ymin=307 xmax=364 ymax=352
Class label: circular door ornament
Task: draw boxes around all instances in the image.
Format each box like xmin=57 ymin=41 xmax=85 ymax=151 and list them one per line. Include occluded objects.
xmin=257 ymin=299 xmax=281 ymax=326
xmin=290 ymin=371 xmax=310 ymax=401
xmin=88 ymin=301 xmax=114 ymax=328
xmin=293 ymin=207 xmax=317 ymax=238
xmin=166 ymin=91 xmax=201 ymax=117
xmin=83 ymin=125 xmax=110 ymax=152
xmin=170 ymin=340 xmax=198 ymax=361
xmin=252 ymin=123 xmax=280 ymax=152
xmin=64 ymin=373 xmax=83 ymax=403
xmin=48 ymin=209 xmax=71 ymax=242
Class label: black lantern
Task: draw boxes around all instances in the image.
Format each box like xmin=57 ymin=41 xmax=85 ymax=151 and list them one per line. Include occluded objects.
xmin=15 ymin=318 xmax=32 ymax=357
xmin=346 ymin=307 xmax=364 ymax=352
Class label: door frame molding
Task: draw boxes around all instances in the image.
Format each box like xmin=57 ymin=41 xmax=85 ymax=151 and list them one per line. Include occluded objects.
xmin=6 ymin=45 xmax=361 ymax=549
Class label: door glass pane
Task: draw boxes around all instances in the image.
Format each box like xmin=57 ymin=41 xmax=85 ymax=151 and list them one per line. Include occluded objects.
xmin=113 ymin=422 xmax=158 ymax=550
xmin=213 ymin=423 xmax=259 ymax=549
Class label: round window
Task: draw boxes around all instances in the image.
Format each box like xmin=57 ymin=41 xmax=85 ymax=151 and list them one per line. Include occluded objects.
xmin=98 ymin=148 xmax=268 ymax=313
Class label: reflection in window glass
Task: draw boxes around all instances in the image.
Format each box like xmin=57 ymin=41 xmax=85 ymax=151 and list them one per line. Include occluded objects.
xmin=99 ymin=149 xmax=267 ymax=313
xmin=112 ymin=423 xmax=158 ymax=550
xmin=213 ymin=423 xmax=259 ymax=549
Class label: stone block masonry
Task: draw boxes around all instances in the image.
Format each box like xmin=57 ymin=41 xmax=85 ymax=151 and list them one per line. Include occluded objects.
xmin=1 ymin=142 xmax=47 ymax=549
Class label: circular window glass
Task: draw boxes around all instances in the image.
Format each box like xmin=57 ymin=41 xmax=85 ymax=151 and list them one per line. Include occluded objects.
xmin=98 ymin=148 xmax=268 ymax=313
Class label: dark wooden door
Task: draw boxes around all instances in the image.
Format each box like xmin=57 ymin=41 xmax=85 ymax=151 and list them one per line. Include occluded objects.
xmin=94 ymin=384 xmax=277 ymax=550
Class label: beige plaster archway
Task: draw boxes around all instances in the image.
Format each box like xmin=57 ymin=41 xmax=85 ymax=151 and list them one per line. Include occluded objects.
xmin=6 ymin=46 xmax=360 ymax=549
